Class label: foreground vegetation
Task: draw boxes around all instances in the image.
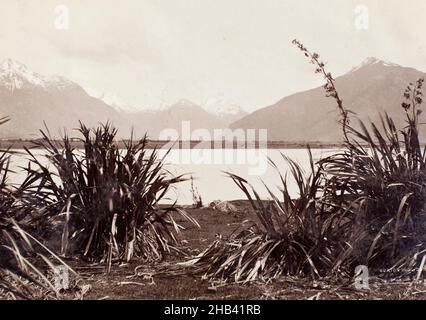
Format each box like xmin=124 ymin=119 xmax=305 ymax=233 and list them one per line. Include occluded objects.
xmin=1 ymin=40 xmax=426 ymax=299
xmin=0 ymin=117 xmax=77 ymax=299
xmin=0 ymin=121 xmax=197 ymax=298
xmin=185 ymin=41 xmax=426 ymax=283
xmin=24 ymin=123 xmax=198 ymax=267
xmin=60 ymin=205 xmax=426 ymax=300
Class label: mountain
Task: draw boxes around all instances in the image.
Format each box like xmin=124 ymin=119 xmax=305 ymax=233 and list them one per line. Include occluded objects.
xmin=86 ymin=89 xmax=248 ymax=127
xmin=207 ymin=104 xmax=248 ymax=125
xmin=0 ymin=58 xmax=248 ymax=140
xmin=85 ymin=88 xmax=141 ymax=114
xmin=0 ymin=59 xmax=128 ymax=139
xmin=5 ymin=56 xmax=420 ymax=142
xmin=231 ymin=58 xmax=426 ymax=142
xmin=203 ymin=97 xmax=248 ymax=125
xmin=129 ymin=99 xmax=229 ymax=139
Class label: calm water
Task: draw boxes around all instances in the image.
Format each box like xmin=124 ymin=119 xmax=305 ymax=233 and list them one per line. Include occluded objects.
xmin=8 ymin=149 xmax=337 ymax=205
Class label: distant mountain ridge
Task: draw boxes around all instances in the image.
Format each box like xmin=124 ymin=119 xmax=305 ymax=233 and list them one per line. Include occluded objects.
xmin=0 ymin=59 xmax=129 ymax=139
xmin=231 ymin=58 xmax=426 ymax=142
xmin=0 ymin=59 xmax=247 ymax=139
xmin=127 ymin=99 xmax=231 ymax=139
xmin=0 ymin=59 xmax=77 ymax=92
xmin=85 ymin=89 xmax=141 ymax=114
xmin=1 ymin=57 xmax=425 ymax=142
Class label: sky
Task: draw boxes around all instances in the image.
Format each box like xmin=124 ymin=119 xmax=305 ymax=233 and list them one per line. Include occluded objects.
xmin=1 ymin=0 xmax=426 ymax=112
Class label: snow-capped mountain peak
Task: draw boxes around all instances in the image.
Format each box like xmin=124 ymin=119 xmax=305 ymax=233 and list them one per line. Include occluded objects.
xmin=0 ymin=58 xmax=77 ymax=92
xmin=1 ymin=58 xmax=29 ymax=73
xmin=360 ymin=57 xmax=382 ymax=66
xmin=204 ymin=96 xmax=247 ymax=118
xmin=213 ymin=104 xmax=245 ymax=116
xmin=0 ymin=58 xmax=45 ymax=91
xmin=174 ymin=99 xmax=198 ymax=108
xmin=349 ymin=57 xmax=400 ymax=73
xmin=85 ymin=88 xmax=140 ymax=113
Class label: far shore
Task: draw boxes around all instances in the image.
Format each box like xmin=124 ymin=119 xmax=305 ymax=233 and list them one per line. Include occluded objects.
xmin=0 ymin=139 xmax=348 ymax=150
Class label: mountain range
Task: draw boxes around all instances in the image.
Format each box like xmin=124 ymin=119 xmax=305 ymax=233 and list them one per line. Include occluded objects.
xmin=0 ymin=59 xmax=128 ymax=138
xmin=0 ymin=59 xmax=246 ymax=139
xmin=0 ymin=57 xmax=425 ymax=141
xmin=231 ymin=57 xmax=426 ymax=141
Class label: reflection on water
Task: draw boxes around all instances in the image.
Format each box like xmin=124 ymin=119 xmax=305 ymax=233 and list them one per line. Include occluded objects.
xmin=8 ymin=149 xmax=337 ymax=205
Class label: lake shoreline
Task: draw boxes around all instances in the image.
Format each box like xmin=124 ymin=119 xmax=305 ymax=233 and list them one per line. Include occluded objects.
xmin=1 ymin=139 xmax=348 ymax=150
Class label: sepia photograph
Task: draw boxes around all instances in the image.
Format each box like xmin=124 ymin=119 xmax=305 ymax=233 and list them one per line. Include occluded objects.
xmin=1 ymin=0 xmax=426 ymax=310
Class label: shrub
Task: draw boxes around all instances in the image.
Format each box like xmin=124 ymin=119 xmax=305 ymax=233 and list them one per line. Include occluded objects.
xmin=185 ymin=150 xmax=347 ymax=281
xmin=24 ymin=122 xmax=198 ymax=269
xmin=293 ymin=41 xmax=426 ymax=274
xmin=187 ymin=41 xmax=426 ymax=282
xmin=0 ymin=117 xmax=73 ymax=299
xmin=320 ymin=81 xmax=426 ymax=272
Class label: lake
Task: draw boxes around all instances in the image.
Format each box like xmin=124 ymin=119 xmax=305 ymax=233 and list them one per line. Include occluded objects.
xmin=8 ymin=148 xmax=337 ymax=205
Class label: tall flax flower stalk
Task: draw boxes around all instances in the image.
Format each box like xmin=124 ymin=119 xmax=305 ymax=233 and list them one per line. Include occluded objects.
xmin=187 ymin=40 xmax=426 ymax=282
xmin=293 ymin=40 xmax=426 ymax=272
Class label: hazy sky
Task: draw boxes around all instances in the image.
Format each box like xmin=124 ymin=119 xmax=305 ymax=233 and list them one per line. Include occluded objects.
xmin=1 ymin=0 xmax=426 ymax=111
